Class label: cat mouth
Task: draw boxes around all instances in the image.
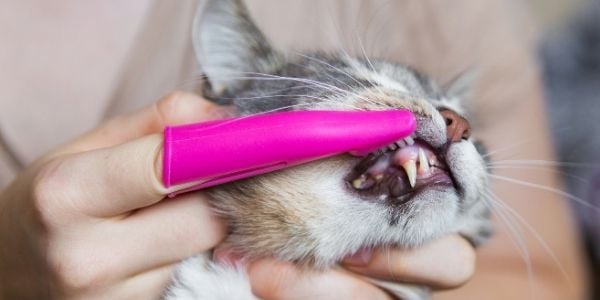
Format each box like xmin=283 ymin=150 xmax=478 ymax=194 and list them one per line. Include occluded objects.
xmin=345 ymin=136 xmax=455 ymax=204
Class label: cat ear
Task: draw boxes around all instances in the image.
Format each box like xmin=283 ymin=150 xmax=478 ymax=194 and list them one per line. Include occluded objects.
xmin=193 ymin=0 xmax=281 ymax=99
xmin=443 ymin=69 xmax=478 ymax=102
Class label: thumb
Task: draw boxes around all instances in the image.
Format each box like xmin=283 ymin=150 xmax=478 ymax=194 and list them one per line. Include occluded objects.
xmin=54 ymin=92 xmax=231 ymax=156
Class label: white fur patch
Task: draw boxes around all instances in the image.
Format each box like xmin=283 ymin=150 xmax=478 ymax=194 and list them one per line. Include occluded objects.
xmin=164 ymin=253 xmax=256 ymax=300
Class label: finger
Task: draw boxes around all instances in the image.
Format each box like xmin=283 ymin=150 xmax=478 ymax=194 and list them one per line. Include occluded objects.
xmin=115 ymin=192 xmax=226 ymax=271
xmin=86 ymin=264 xmax=175 ymax=300
xmin=342 ymin=235 xmax=476 ymax=289
xmin=40 ymin=134 xmax=167 ymax=217
xmin=119 ymin=265 xmax=175 ymax=299
xmin=248 ymin=259 xmax=393 ymax=300
xmin=55 ymin=92 xmax=231 ymax=155
xmin=48 ymin=194 xmax=223 ymax=286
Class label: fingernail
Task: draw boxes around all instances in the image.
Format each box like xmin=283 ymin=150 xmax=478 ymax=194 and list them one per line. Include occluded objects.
xmin=342 ymin=248 xmax=373 ymax=266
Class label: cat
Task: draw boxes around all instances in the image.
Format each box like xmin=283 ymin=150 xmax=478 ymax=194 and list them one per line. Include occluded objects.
xmin=164 ymin=0 xmax=493 ymax=299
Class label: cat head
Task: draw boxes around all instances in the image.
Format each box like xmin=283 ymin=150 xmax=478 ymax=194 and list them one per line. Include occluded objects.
xmin=195 ymin=0 xmax=491 ymax=267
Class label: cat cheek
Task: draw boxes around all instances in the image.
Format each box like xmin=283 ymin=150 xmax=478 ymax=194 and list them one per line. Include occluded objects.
xmin=445 ymin=142 xmax=488 ymax=200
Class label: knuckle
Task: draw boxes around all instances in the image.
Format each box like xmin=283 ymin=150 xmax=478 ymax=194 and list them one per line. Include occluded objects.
xmin=161 ymin=90 xmax=187 ymax=105
xmin=156 ymin=91 xmax=190 ymax=122
xmin=31 ymin=159 xmax=65 ymax=213
xmin=31 ymin=157 xmax=82 ymax=225
xmin=156 ymin=91 xmax=215 ymax=125
xmin=49 ymin=247 xmax=114 ymax=292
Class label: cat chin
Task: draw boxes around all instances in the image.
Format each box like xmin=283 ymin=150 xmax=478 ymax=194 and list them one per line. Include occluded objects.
xmin=305 ymin=188 xmax=460 ymax=267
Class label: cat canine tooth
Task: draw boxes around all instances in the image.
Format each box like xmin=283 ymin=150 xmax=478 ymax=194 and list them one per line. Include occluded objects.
xmin=418 ymin=148 xmax=429 ymax=174
xmin=402 ymin=160 xmax=417 ymax=188
xmin=404 ymin=136 xmax=415 ymax=146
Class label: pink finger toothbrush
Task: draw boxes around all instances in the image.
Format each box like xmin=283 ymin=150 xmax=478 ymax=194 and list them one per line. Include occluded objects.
xmin=163 ymin=110 xmax=416 ymax=197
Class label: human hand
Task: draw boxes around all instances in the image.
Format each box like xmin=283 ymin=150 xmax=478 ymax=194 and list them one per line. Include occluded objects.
xmin=0 ymin=92 xmax=228 ymax=299
xmin=247 ymin=235 xmax=475 ymax=299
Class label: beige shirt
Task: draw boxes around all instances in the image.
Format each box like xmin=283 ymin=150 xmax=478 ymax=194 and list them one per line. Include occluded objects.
xmin=0 ymin=0 xmax=537 ymax=188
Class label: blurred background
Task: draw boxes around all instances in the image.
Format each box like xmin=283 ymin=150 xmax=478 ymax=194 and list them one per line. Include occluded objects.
xmin=537 ymin=0 xmax=600 ymax=298
xmin=529 ymin=0 xmax=583 ymax=26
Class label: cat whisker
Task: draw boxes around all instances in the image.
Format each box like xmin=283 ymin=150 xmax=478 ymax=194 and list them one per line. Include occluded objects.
xmin=217 ymin=93 xmax=358 ymax=107
xmin=189 ymin=101 xmax=360 ymax=132
xmin=481 ymin=193 xmax=536 ymax=300
xmin=231 ymin=71 xmax=375 ymax=107
xmin=184 ymin=73 xmax=366 ymax=111
xmin=287 ymin=60 xmax=383 ymax=108
xmin=293 ymin=52 xmax=368 ymax=89
xmin=489 ymin=159 xmax=600 ymax=169
xmin=362 ymin=0 xmax=395 ymax=59
xmin=291 ymin=53 xmax=390 ymax=109
xmin=207 ymin=77 xmax=358 ymax=105
xmin=229 ymin=71 xmax=353 ymax=94
xmin=488 ymin=174 xmax=600 ymax=212
xmin=484 ymin=191 xmax=573 ymax=289
xmin=205 ymin=73 xmax=364 ymax=110
xmin=190 ymin=66 xmax=394 ymax=111
xmin=355 ymin=32 xmax=387 ymax=98
xmin=486 ymin=165 xmax=590 ymax=185
xmin=195 ymin=70 xmax=346 ymax=96
xmin=173 ymin=74 xmax=359 ymax=110
xmin=216 ymin=84 xmax=325 ymax=100
xmin=481 ymin=137 xmax=552 ymax=160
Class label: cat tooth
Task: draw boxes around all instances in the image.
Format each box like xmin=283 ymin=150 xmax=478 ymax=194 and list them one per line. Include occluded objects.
xmin=374 ymin=149 xmax=385 ymax=156
xmin=387 ymin=143 xmax=398 ymax=151
xmin=418 ymin=148 xmax=429 ymax=174
xmin=352 ymin=175 xmax=375 ymax=190
xmin=352 ymin=175 xmax=367 ymax=189
xmin=404 ymin=136 xmax=415 ymax=146
xmin=402 ymin=160 xmax=417 ymax=188
xmin=397 ymin=140 xmax=407 ymax=148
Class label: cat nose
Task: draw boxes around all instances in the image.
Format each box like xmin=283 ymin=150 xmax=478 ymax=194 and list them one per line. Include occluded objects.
xmin=440 ymin=109 xmax=471 ymax=142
